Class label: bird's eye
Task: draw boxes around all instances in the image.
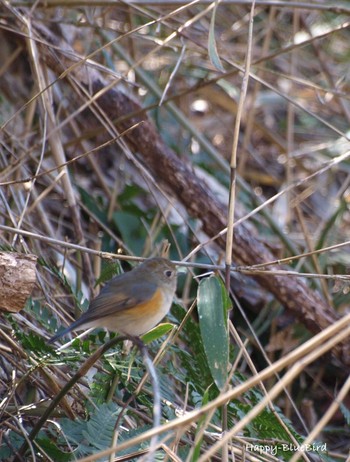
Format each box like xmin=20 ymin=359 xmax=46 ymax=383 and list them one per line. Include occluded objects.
xmin=165 ymin=270 xmax=173 ymax=278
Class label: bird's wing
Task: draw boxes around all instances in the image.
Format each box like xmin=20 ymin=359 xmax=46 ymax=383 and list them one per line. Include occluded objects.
xmin=77 ymin=280 xmax=158 ymax=325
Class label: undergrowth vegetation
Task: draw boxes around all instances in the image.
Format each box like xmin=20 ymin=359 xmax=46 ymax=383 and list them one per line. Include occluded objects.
xmin=0 ymin=1 xmax=349 ymax=461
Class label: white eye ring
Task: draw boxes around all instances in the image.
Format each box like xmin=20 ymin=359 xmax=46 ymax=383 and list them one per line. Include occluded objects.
xmin=164 ymin=270 xmax=174 ymax=278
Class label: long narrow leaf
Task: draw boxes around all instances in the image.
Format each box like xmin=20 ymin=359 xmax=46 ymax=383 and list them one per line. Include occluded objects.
xmin=208 ymin=0 xmax=225 ymax=72
xmin=197 ymin=276 xmax=230 ymax=390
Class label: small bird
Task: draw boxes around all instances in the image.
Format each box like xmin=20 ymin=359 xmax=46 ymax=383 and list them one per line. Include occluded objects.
xmin=48 ymin=257 xmax=177 ymax=343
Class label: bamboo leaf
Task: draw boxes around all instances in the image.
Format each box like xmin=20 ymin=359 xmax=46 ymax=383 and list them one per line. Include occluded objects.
xmin=208 ymin=1 xmax=225 ymax=72
xmin=197 ymin=276 xmax=229 ymax=390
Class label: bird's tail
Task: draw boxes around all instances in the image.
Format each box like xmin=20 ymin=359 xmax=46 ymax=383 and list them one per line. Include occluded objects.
xmin=47 ymin=319 xmax=82 ymax=344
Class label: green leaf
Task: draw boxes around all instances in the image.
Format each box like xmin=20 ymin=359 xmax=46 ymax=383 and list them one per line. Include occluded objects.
xmin=340 ymin=403 xmax=350 ymax=425
xmin=170 ymin=303 xmax=214 ymax=390
xmin=191 ymin=385 xmax=212 ymax=461
xmin=197 ymin=276 xmax=229 ymax=390
xmin=141 ymin=323 xmax=174 ymax=343
xmin=95 ymin=260 xmax=123 ymax=286
xmin=316 ymin=197 xmax=347 ymax=252
xmin=0 ymin=431 xmax=24 ymax=459
xmin=78 ymin=186 xmax=107 ymax=223
xmin=57 ymin=402 xmax=121 ymax=457
xmin=36 ymin=438 xmax=72 ymax=462
xmin=113 ymin=211 xmax=147 ymax=255
xmin=118 ymin=183 xmax=147 ymax=205
xmin=84 ymin=403 xmax=120 ymax=450
xmin=208 ymin=0 xmax=224 ymax=72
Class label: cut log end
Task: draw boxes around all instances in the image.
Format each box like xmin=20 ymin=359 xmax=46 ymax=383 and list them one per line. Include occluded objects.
xmin=0 ymin=252 xmax=37 ymax=313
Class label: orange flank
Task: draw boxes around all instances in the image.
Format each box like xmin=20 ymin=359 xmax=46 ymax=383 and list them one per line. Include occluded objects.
xmin=126 ymin=288 xmax=164 ymax=318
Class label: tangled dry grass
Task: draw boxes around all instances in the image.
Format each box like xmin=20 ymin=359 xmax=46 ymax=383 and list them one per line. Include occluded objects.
xmin=0 ymin=1 xmax=350 ymax=461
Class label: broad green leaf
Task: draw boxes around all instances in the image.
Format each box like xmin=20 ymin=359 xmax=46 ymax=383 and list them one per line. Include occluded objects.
xmin=197 ymin=276 xmax=229 ymax=390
